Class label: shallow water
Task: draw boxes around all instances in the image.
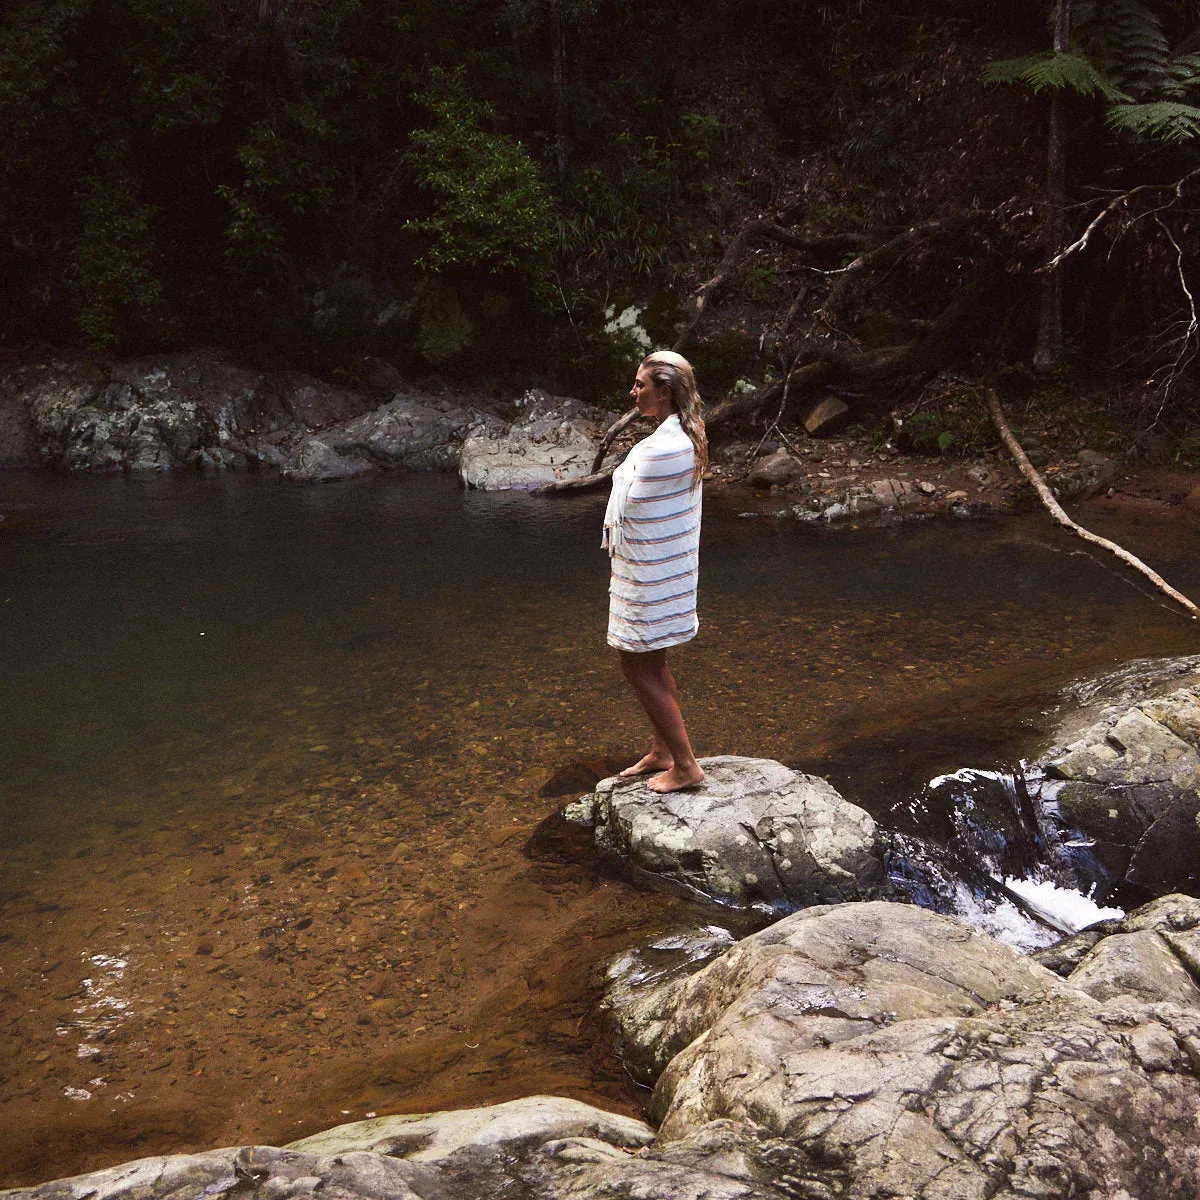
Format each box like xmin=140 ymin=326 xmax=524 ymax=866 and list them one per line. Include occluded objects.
xmin=1 ymin=471 xmax=1198 ymax=1184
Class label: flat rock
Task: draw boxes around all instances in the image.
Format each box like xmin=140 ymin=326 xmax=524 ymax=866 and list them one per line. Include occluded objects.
xmin=584 ymin=755 xmax=881 ymax=910
xmin=802 ymin=396 xmax=850 ymax=437
xmin=287 ymin=1095 xmax=654 ymax=1160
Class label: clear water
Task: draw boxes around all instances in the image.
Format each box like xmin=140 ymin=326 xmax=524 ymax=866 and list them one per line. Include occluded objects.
xmin=1 ymin=470 xmax=1198 ymax=1184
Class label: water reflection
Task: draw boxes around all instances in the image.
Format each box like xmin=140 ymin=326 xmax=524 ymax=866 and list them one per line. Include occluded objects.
xmin=1 ymin=471 xmax=1198 ymax=1184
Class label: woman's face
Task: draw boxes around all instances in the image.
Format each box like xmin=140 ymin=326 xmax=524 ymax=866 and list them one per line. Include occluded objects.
xmin=630 ymin=366 xmax=673 ymax=420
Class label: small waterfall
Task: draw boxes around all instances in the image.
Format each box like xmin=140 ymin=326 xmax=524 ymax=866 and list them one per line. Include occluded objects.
xmin=882 ymin=763 xmax=1123 ymax=950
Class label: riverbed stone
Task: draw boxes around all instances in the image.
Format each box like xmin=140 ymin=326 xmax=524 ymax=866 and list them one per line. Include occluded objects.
xmin=584 ymin=756 xmax=881 ymax=910
xmin=746 ymin=449 xmax=801 ymax=487
xmin=458 ymin=391 xmax=607 ymax=490
xmin=604 ymin=900 xmax=1200 ymax=1200
xmin=802 ymin=396 xmax=849 ymax=436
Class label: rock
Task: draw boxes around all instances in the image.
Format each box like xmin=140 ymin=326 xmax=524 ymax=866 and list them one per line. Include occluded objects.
xmin=282 ymin=395 xmax=500 ymax=483
xmin=9 ymin=352 xmax=375 ymax=472
xmin=802 ymin=396 xmax=849 ymax=437
xmin=1039 ymin=671 xmax=1200 ymax=897
xmin=0 ymin=368 xmax=44 ymax=467
xmin=280 ymin=437 xmax=374 ymax=483
xmin=866 ymin=478 xmax=916 ymax=510
xmin=746 ymin=449 xmax=802 ymax=487
xmin=6 ymin=1097 xmax=783 ymax=1200
xmin=287 ymin=1095 xmax=654 ymax=1160
xmin=605 ymin=900 xmax=1200 ymax=1200
xmin=583 ymin=756 xmax=881 ymax=910
xmin=1068 ymin=928 xmax=1200 ymax=1006
xmin=459 ymin=391 xmax=607 ymax=491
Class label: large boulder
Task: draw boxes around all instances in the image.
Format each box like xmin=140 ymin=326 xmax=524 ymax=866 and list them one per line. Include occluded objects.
xmin=1037 ymin=656 xmax=1200 ymax=899
xmin=10 ymin=353 xmax=374 ymax=471
xmin=604 ymin=900 xmax=1200 ymax=1200
xmin=459 ymin=391 xmax=608 ymax=491
xmin=578 ymin=756 xmax=881 ymax=910
xmin=281 ymin=395 xmax=501 ymax=483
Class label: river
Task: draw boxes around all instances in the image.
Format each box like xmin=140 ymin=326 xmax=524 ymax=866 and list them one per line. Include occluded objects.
xmin=1 ymin=470 xmax=1197 ymax=1185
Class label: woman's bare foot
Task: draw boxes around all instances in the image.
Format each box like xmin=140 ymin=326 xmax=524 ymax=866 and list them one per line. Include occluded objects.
xmin=620 ymin=751 xmax=674 ymax=778
xmin=648 ymin=764 xmax=706 ymax=793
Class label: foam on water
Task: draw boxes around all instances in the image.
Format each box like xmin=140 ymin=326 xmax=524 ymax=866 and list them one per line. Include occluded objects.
xmin=1003 ymin=876 xmax=1125 ymax=932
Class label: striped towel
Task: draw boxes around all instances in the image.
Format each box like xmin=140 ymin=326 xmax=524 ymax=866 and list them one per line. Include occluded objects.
xmin=603 ymin=413 xmax=701 ymax=652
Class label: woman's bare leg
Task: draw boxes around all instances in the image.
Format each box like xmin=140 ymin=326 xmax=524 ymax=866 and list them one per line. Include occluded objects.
xmin=618 ymin=649 xmax=705 ymax=792
xmin=619 ymin=659 xmax=679 ymax=776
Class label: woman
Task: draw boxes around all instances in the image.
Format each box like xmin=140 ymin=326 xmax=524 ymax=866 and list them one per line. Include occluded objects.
xmin=602 ymin=350 xmax=707 ymax=794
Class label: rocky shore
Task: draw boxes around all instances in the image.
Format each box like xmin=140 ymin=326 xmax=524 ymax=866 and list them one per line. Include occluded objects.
xmin=4 ymin=351 xmax=1198 ymax=519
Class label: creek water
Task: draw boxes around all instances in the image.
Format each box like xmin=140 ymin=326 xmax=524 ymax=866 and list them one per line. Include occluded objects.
xmin=1 ymin=470 xmax=1198 ymax=1185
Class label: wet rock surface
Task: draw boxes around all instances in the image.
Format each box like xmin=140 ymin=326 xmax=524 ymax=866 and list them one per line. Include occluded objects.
xmin=1037 ymin=658 xmax=1200 ymax=900
xmin=604 ymin=900 xmax=1200 ymax=1200
xmin=459 ymin=391 xmax=609 ymax=491
xmin=2 ymin=1096 xmax=785 ymax=1200
xmin=575 ymin=756 xmax=882 ymax=911
xmin=15 ymin=900 xmax=1200 ymax=1200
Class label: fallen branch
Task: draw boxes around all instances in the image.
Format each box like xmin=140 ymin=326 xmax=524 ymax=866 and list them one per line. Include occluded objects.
xmin=531 ymin=460 xmax=620 ymax=496
xmin=987 ymin=388 xmax=1198 ymax=620
xmin=590 ymin=406 xmax=642 ymax=474
xmin=817 ymin=213 xmax=977 ymax=321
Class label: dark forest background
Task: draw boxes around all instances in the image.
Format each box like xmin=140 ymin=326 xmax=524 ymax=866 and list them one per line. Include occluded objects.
xmin=4 ymin=0 xmax=1200 ymax=436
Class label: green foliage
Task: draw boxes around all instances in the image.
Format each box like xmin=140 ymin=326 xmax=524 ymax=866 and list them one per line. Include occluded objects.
xmin=1106 ymin=98 xmax=1200 ymax=138
xmin=71 ymin=164 xmax=162 ymax=349
xmin=985 ymin=1 xmax=1200 ymax=143
xmin=899 ymin=381 xmax=995 ymax=457
xmin=218 ymin=101 xmax=337 ymax=284
xmin=982 ymin=51 xmax=1130 ymax=99
xmin=407 ymin=75 xmax=555 ymax=282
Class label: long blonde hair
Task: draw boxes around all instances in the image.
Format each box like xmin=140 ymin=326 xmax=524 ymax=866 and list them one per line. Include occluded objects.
xmin=641 ymin=350 xmax=707 ymax=488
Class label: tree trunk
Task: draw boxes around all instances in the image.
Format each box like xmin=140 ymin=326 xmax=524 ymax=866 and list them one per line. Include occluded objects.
xmin=1034 ymin=0 xmax=1071 ymax=371
xmin=550 ymin=0 xmax=567 ymax=182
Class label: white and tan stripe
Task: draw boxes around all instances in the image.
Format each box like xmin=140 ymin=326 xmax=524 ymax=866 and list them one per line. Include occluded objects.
xmin=606 ymin=414 xmax=701 ymax=652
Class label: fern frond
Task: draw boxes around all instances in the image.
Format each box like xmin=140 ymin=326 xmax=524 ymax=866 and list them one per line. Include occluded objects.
xmin=1107 ymin=99 xmax=1200 ymax=141
xmin=983 ymin=52 xmax=1130 ymax=101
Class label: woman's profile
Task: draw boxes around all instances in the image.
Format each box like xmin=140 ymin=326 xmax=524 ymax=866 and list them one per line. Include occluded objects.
xmin=602 ymin=350 xmax=707 ymax=793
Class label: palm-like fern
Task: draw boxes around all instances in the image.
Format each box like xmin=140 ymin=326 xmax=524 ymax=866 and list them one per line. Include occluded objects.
xmin=985 ymin=0 xmax=1200 ymax=142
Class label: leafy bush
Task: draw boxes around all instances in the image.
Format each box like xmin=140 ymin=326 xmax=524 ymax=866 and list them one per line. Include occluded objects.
xmin=407 ymin=74 xmax=555 ymax=285
xmin=72 ymin=164 xmax=163 ymax=349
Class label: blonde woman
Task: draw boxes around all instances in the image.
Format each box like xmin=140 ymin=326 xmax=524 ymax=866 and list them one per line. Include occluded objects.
xmin=602 ymin=351 xmax=707 ymax=793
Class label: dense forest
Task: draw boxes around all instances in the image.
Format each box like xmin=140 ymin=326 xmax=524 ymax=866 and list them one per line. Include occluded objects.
xmin=4 ymin=0 xmax=1200 ymax=438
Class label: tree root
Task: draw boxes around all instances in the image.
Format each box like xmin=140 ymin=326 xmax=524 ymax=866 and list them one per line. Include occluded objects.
xmin=987 ymin=388 xmax=1199 ymax=620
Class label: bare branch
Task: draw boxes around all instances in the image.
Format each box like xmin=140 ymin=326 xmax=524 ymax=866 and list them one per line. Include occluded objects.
xmin=1039 ymin=166 xmax=1200 ymax=274
xmin=988 ymin=389 xmax=1198 ymax=620
xmin=674 ymin=220 xmax=865 ymax=352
